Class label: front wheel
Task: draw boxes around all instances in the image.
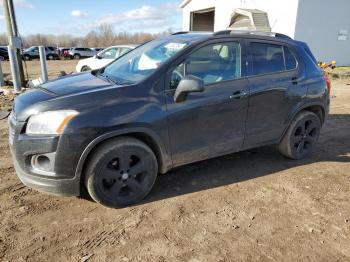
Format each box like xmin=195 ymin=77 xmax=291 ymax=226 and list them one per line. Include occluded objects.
xmin=278 ymin=111 xmax=321 ymax=159
xmin=23 ymin=55 xmax=31 ymax=61
xmin=81 ymin=66 xmax=91 ymax=72
xmin=84 ymin=137 xmax=158 ymax=208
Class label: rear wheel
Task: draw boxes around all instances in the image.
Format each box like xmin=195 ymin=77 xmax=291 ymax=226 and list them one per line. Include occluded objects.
xmin=278 ymin=111 xmax=321 ymax=159
xmin=47 ymin=54 xmax=54 ymax=60
xmin=84 ymin=137 xmax=158 ymax=208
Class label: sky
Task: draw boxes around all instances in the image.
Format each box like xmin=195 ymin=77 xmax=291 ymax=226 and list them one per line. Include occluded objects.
xmin=0 ymin=0 xmax=183 ymax=36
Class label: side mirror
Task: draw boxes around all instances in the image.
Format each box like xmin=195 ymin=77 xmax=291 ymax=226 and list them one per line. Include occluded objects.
xmin=96 ymin=54 xmax=102 ymax=59
xmin=174 ymin=75 xmax=204 ymax=103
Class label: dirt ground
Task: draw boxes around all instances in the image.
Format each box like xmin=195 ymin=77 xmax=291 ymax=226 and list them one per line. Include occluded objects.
xmin=1 ymin=59 xmax=78 ymax=83
xmin=0 ymin=61 xmax=349 ymax=261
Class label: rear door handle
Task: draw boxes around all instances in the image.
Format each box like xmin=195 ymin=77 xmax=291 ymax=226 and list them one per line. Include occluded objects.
xmin=230 ymin=90 xmax=248 ymax=99
xmin=292 ymin=77 xmax=298 ymax=85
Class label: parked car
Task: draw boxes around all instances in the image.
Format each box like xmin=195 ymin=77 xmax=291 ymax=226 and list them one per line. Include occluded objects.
xmin=91 ymin=47 xmax=104 ymax=53
xmin=76 ymin=45 xmax=136 ymax=72
xmin=0 ymin=47 xmax=9 ymax=60
xmin=9 ymin=31 xmax=330 ymax=208
xmin=68 ymin=47 xmax=95 ymax=59
xmin=58 ymin=47 xmax=70 ymax=57
xmin=23 ymin=46 xmax=59 ymax=60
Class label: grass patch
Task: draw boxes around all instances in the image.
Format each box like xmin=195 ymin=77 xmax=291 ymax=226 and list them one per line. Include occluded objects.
xmin=331 ymin=66 xmax=350 ymax=73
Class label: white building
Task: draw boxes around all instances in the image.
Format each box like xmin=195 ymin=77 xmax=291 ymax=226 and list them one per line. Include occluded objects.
xmin=180 ymin=0 xmax=350 ymax=66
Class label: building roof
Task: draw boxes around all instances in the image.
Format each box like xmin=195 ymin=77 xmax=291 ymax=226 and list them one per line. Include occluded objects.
xmin=179 ymin=0 xmax=191 ymax=8
xmin=228 ymin=8 xmax=271 ymax=32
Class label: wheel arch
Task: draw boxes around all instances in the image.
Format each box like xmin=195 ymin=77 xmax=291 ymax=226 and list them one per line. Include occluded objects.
xmin=303 ymin=104 xmax=325 ymax=125
xmin=280 ymin=102 xmax=326 ymax=143
xmin=75 ymin=128 xmax=172 ymax=187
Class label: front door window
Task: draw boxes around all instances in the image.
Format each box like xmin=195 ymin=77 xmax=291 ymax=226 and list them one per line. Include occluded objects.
xmin=170 ymin=42 xmax=241 ymax=89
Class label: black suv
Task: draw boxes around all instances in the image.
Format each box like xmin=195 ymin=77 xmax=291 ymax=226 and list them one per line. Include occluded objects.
xmin=9 ymin=31 xmax=330 ymax=208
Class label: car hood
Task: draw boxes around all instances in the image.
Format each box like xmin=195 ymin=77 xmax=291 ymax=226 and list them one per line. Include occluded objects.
xmin=13 ymin=72 xmax=114 ymax=121
xmin=41 ymin=72 xmax=112 ymax=96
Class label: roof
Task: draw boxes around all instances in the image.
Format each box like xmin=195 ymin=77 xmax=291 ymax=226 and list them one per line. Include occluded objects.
xmin=179 ymin=0 xmax=191 ymax=8
xmin=169 ymin=31 xmax=295 ymax=45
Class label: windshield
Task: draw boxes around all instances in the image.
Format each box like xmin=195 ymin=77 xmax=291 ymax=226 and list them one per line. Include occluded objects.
xmin=25 ymin=47 xmax=36 ymax=52
xmin=101 ymin=38 xmax=190 ymax=85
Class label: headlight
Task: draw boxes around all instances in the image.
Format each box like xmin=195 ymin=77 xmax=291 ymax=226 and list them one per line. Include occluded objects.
xmin=26 ymin=110 xmax=78 ymax=135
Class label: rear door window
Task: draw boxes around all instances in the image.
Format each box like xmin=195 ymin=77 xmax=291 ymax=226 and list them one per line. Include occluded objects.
xmin=251 ymin=43 xmax=285 ymax=75
xmin=250 ymin=42 xmax=300 ymax=76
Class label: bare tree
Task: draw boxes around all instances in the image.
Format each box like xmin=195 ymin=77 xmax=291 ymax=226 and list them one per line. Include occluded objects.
xmin=0 ymin=33 xmax=8 ymax=46
xmin=97 ymin=23 xmax=115 ymax=47
xmin=17 ymin=24 xmax=173 ymax=48
xmin=84 ymin=30 xmax=100 ymax=47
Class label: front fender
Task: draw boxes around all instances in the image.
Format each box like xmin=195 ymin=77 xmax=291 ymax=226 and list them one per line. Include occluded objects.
xmin=74 ymin=127 xmax=172 ymax=180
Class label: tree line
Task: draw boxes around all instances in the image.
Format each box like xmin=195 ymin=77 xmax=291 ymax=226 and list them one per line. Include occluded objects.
xmin=0 ymin=24 xmax=174 ymax=48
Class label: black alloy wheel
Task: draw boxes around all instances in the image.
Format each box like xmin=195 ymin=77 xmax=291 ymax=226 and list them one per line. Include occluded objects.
xmin=85 ymin=137 xmax=158 ymax=208
xmin=279 ymin=111 xmax=321 ymax=159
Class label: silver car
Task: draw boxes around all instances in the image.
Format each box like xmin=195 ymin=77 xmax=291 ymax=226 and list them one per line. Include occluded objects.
xmin=69 ymin=47 xmax=96 ymax=59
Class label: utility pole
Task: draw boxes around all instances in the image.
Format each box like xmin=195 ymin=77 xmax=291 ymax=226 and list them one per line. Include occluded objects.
xmin=3 ymin=0 xmax=26 ymax=87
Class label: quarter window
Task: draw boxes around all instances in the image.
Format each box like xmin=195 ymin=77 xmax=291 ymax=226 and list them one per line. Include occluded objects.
xmin=170 ymin=42 xmax=241 ymax=89
xmin=284 ymin=46 xmax=297 ymax=70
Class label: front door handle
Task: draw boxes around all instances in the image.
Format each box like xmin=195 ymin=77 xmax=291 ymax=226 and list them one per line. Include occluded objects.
xmin=230 ymin=90 xmax=248 ymax=99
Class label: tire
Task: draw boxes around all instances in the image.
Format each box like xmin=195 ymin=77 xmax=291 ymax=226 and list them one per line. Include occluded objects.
xmin=0 ymin=56 xmax=4 ymax=61
xmin=278 ymin=111 xmax=321 ymax=159
xmin=24 ymin=55 xmax=31 ymax=61
xmin=73 ymin=54 xmax=81 ymax=59
xmin=84 ymin=137 xmax=158 ymax=208
xmin=81 ymin=66 xmax=91 ymax=72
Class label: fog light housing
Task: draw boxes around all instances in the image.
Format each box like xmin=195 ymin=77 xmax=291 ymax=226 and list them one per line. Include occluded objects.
xmin=31 ymin=152 xmax=56 ymax=176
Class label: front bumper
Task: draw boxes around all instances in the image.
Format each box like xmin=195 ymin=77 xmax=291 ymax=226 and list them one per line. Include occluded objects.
xmin=8 ymin=114 xmax=83 ymax=197
xmin=11 ymin=150 xmax=81 ymax=196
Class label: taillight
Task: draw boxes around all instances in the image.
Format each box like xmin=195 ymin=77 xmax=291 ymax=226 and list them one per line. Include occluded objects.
xmin=323 ymin=72 xmax=331 ymax=93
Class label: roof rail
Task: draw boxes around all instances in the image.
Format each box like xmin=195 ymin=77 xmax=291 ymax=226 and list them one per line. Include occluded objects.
xmin=213 ymin=30 xmax=292 ymax=39
xmin=213 ymin=30 xmax=232 ymax=36
xmin=172 ymin=31 xmax=189 ymax=35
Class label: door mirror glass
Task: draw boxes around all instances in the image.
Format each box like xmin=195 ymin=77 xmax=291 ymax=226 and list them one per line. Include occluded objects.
xmin=174 ymin=75 xmax=204 ymax=103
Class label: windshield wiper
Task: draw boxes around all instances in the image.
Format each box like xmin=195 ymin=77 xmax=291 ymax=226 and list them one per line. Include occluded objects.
xmin=104 ymin=74 xmax=119 ymax=85
xmin=96 ymin=71 xmax=119 ymax=85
